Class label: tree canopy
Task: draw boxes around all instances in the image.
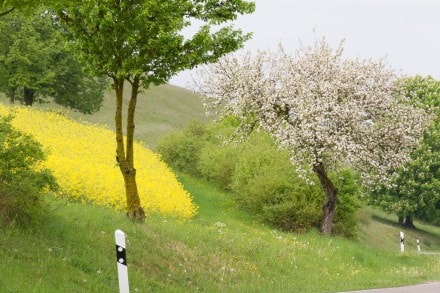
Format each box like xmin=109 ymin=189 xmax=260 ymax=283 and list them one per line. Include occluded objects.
xmin=0 ymin=0 xmax=61 ymax=16
xmin=57 ymin=0 xmax=254 ymax=85
xmin=195 ymin=39 xmax=430 ymax=234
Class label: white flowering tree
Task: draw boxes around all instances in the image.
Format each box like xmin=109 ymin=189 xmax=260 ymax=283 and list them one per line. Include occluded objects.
xmin=195 ymin=39 xmax=429 ymax=235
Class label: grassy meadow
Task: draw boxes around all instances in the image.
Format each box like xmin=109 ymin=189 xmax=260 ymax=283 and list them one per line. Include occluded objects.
xmin=1 ymin=86 xmax=440 ymax=292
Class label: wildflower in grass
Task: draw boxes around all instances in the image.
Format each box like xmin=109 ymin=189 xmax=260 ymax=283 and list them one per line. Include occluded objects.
xmin=0 ymin=103 xmax=197 ymax=218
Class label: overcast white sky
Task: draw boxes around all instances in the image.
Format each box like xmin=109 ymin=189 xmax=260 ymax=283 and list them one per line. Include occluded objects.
xmin=169 ymin=0 xmax=440 ymax=88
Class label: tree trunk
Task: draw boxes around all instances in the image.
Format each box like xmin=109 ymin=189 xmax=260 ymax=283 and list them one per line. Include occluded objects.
xmin=23 ymin=87 xmax=34 ymax=106
xmin=404 ymin=216 xmax=416 ymax=229
xmin=398 ymin=216 xmax=404 ymax=226
xmin=113 ymin=77 xmax=145 ymax=221
xmin=313 ymin=163 xmax=339 ymax=235
xmin=9 ymin=87 xmax=16 ymax=104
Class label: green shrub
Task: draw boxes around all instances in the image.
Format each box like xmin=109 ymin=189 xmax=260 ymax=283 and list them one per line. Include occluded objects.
xmin=239 ymin=172 xmax=323 ymax=232
xmin=230 ymin=136 xmax=324 ymax=232
xmin=156 ymin=121 xmax=208 ymax=175
xmin=229 ymin=132 xmax=280 ymax=187
xmin=0 ymin=116 xmax=57 ymax=227
xmin=331 ymin=169 xmax=362 ymax=237
xmin=197 ymin=143 xmax=239 ymax=188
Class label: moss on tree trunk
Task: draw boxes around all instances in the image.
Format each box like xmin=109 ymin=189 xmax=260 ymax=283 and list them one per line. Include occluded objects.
xmin=114 ymin=77 xmax=145 ymax=222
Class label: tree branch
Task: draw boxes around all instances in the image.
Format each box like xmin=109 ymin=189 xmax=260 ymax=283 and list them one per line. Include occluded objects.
xmin=0 ymin=6 xmax=14 ymax=17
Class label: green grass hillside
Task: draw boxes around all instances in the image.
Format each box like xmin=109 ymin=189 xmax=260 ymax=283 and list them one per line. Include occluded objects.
xmin=85 ymin=84 xmax=208 ymax=149
xmin=1 ymin=174 xmax=440 ymax=292
xmin=1 ymin=84 xmax=440 ymax=292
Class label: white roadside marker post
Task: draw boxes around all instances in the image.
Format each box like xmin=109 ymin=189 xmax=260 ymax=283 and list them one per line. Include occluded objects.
xmin=115 ymin=229 xmax=129 ymax=293
xmin=417 ymin=239 xmax=420 ymax=254
xmin=400 ymin=231 xmax=404 ymax=253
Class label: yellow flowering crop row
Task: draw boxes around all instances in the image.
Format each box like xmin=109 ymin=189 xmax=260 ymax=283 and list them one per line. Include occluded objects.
xmin=0 ymin=103 xmax=197 ymax=218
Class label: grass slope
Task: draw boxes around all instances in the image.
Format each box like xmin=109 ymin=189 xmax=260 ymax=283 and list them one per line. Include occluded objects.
xmin=2 ymin=174 xmax=440 ymax=292
xmin=81 ymin=84 xmax=208 ymax=149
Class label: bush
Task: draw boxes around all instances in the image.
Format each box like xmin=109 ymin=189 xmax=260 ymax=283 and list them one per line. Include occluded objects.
xmin=331 ymin=169 xmax=362 ymax=237
xmin=195 ymin=117 xmax=244 ymax=187
xmin=229 ymin=133 xmax=324 ymax=232
xmin=237 ymin=172 xmax=323 ymax=232
xmin=0 ymin=116 xmax=57 ymax=227
xmin=156 ymin=121 xmax=209 ymax=175
xmin=234 ymin=160 xmax=360 ymax=236
xmin=197 ymin=143 xmax=239 ymax=188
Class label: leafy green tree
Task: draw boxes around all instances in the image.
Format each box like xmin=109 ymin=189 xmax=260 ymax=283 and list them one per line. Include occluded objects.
xmin=0 ymin=11 xmax=106 ymax=113
xmin=57 ymin=0 xmax=255 ymax=220
xmin=0 ymin=0 xmax=15 ymax=17
xmin=370 ymin=76 xmax=440 ymax=227
xmin=0 ymin=12 xmax=18 ymax=102
xmin=4 ymin=13 xmax=56 ymax=105
xmin=50 ymin=50 xmax=107 ymax=114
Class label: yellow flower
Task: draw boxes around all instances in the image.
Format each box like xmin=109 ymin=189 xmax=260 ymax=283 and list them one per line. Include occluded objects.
xmin=0 ymin=103 xmax=197 ymax=218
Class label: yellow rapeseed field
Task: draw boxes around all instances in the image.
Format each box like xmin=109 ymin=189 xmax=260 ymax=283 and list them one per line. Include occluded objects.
xmin=0 ymin=103 xmax=197 ymax=218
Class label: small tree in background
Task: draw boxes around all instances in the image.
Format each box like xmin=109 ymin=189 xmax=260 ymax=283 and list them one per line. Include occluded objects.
xmin=56 ymin=0 xmax=255 ymax=220
xmin=0 ymin=10 xmax=106 ymax=113
xmin=0 ymin=11 xmax=55 ymax=105
xmin=370 ymin=76 xmax=440 ymax=227
xmin=195 ymin=39 xmax=429 ymax=235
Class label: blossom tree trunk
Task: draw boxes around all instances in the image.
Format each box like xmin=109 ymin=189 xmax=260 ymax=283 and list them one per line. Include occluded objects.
xmin=404 ymin=216 xmax=416 ymax=229
xmin=313 ymin=163 xmax=339 ymax=235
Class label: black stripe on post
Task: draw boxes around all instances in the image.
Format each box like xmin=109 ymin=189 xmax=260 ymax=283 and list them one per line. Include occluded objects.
xmin=116 ymin=245 xmax=127 ymax=266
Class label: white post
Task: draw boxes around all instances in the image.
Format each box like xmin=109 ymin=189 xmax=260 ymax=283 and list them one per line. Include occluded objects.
xmin=417 ymin=239 xmax=420 ymax=254
xmin=400 ymin=231 xmax=404 ymax=253
xmin=115 ymin=229 xmax=129 ymax=293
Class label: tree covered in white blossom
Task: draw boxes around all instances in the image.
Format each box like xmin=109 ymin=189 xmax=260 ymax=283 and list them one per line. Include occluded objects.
xmin=195 ymin=39 xmax=430 ymax=235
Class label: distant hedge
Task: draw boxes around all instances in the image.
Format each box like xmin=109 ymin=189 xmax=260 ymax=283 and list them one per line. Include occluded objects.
xmin=157 ymin=118 xmax=361 ymax=236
